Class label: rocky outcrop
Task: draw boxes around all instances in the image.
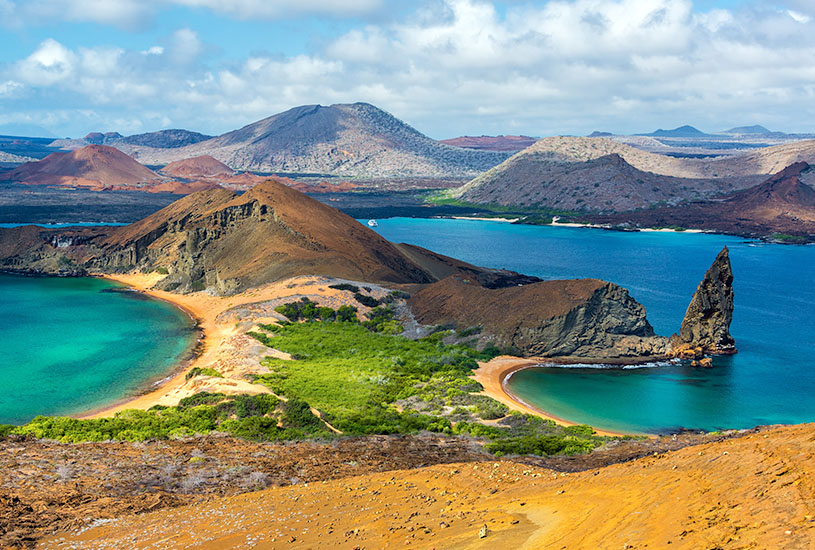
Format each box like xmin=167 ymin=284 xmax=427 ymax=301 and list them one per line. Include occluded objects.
xmin=672 ymin=247 xmax=736 ymax=355
xmin=408 ymin=276 xmax=670 ymax=361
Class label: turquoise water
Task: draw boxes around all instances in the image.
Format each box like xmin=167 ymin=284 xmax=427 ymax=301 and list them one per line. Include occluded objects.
xmin=369 ymin=218 xmax=815 ymax=434
xmin=0 ymin=275 xmax=197 ymax=424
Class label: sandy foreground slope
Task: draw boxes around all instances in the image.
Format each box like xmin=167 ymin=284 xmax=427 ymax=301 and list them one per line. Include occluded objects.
xmin=39 ymin=423 xmax=815 ymax=549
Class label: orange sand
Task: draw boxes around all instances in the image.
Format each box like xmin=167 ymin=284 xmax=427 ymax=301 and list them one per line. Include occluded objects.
xmin=40 ymin=422 xmax=815 ymax=549
xmin=473 ymin=356 xmax=631 ymax=438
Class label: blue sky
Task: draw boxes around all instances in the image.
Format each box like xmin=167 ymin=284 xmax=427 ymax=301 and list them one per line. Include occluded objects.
xmin=0 ymin=0 xmax=813 ymax=139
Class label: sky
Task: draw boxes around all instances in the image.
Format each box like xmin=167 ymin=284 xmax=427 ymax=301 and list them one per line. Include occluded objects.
xmin=0 ymin=0 xmax=813 ymax=139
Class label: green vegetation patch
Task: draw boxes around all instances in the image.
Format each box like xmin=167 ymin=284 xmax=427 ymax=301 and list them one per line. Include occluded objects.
xmin=5 ymin=300 xmax=612 ymax=458
xmin=249 ymin=321 xmax=609 ymax=456
xmin=767 ymin=232 xmax=809 ymax=244
xmin=10 ymin=393 xmax=328 ymax=443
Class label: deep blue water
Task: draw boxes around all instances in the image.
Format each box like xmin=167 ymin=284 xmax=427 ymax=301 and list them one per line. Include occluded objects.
xmin=0 ymin=275 xmax=197 ymax=424
xmin=367 ymin=218 xmax=815 ymax=433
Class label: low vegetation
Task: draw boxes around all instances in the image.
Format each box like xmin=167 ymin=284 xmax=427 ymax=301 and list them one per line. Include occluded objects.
xmin=9 ymin=393 xmax=330 ymax=443
xmin=766 ymin=232 xmax=809 ymax=244
xmin=185 ymin=367 xmax=223 ymax=380
xmin=3 ymin=299 xmax=612 ymax=457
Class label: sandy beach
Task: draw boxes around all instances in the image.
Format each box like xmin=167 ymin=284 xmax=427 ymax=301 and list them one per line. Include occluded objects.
xmin=550 ymin=218 xmax=704 ymax=233
xmin=473 ymin=355 xmax=633 ymax=438
xmin=80 ymin=273 xmax=377 ymax=418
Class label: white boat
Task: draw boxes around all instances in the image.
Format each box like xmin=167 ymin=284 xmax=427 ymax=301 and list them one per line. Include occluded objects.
xmin=367 ymin=219 xmax=378 ymax=227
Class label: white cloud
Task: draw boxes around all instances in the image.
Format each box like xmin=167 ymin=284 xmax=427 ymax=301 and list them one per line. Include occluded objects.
xmin=0 ymin=0 xmax=386 ymax=28
xmin=15 ymin=39 xmax=77 ymax=85
xmin=0 ymin=80 xmax=23 ymax=97
xmin=172 ymin=0 xmax=383 ymax=18
xmin=4 ymin=0 xmax=815 ymax=137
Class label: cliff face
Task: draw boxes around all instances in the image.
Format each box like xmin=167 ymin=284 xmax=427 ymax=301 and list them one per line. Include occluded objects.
xmin=673 ymin=247 xmax=736 ymax=355
xmin=0 ymin=181 xmax=444 ymax=293
xmin=408 ymin=276 xmax=670 ymax=360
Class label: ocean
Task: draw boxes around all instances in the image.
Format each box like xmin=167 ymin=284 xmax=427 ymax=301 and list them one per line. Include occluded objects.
xmin=0 ymin=274 xmax=197 ymax=424
xmin=368 ymin=218 xmax=815 ymax=434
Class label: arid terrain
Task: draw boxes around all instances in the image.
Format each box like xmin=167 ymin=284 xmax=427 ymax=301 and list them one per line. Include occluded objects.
xmin=20 ymin=422 xmax=813 ymax=550
xmin=89 ymin=103 xmax=510 ymax=177
xmin=584 ymin=162 xmax=815 ymax=240
xmin=452 ymin=136 xmax=815 ymax=212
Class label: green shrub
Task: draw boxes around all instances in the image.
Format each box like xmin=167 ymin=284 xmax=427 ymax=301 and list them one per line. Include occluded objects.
xmin=354 ymin=292 xmax=380 ymax=308
xmin=329 ymin=283 xmax=360 ymax=293
xmin=155 ymin=266 xmax=169 ymax=275
xmin=317 ymin=307 xmax=336 ymax=321
xmin=563 ymin=424 xmax=596 ymax=436
xmin=336 ymin=305 xmax=358 ymax=322
xmin=190 ymin=280 xmax=206 ymax=292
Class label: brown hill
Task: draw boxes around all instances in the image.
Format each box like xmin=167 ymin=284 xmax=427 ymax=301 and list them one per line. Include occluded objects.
xmin=160 ymin=155 xmax=233 ymax=178
xmin=452 ymin=136 xmax=815 ymax=212
xmin=0 ymin=180 xmax=542 ymax=293
xmin=587 ymin=162 xmax=815 ymax=238
xmin=439 ymin=135 xmax=537 ymax=152
xmin=0 ymin=145 xmax=160 ymax=190
xmin=40 ymin=423 xmax=815 ymax=549
xmin=94 ymin=180 xmax=440 ymax=293
xmin=408 ymin=275 xmax=669 ymax=360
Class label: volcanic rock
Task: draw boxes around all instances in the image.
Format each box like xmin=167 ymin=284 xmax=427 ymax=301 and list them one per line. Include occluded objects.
xmin=672 ymin=247 xmax=736 ymax=355
xmin=0 ymin=180 xmax=519 ymax=294
xmin=585 ymin=162 xmax=815 ymax=239
xmin=408 ymin=275 xmax=670 ymax=360
xmin=111 ymin=103 xmax=510 ymax=177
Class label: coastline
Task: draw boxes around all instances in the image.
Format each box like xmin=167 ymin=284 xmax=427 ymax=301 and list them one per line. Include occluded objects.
xmin=78 ymin=273 xmax=219 ymax=419
xmin=76 ymin=274 xmax=381 ymax=419
xmin=549 ymin=219 xmax=704 ymax=233
xmin=473 ymin=356 xmax=641 ymax=438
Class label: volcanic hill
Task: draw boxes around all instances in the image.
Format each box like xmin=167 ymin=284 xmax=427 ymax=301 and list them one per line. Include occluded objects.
xmin=160 ymin=155 xmax=233 ymax=178
xmin=451 ymin=136 xmax=815 ymax=212
xmin=35 ymin=423 xmax=815 ymax=550
xmin=588 ymin=162 xmax=815 ymax=239
xmin=109 ymin=103 xmax=511 ymax=177
xmin=0 ymin=145 xmax=161 ymax=191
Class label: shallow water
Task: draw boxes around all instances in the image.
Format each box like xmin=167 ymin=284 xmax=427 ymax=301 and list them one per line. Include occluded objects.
xmin=0 ymin=275 xmax=197 ymax=424
xmin=369 ymin=218 xmax=815 ymax=433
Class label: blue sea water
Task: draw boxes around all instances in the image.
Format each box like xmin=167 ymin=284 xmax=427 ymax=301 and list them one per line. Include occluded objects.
xmin=368 ymin=218 xmax=815 ymax=434
xmin=0 ymin=275 xmax=197 ymax=424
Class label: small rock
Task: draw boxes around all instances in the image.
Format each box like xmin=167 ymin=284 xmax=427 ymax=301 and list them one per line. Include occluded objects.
xmin=479 ymin=525 xmax=489 ymax=539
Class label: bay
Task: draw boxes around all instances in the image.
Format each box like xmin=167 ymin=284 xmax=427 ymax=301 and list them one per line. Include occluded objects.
xmin=368 ymin=218 xmax=815 ymax=433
